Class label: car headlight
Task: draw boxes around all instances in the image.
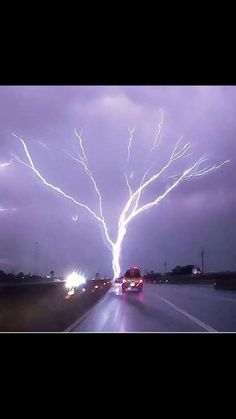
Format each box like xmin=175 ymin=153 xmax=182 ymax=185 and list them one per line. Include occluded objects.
xmin=65 ymin=271 xmax=86 ymax=289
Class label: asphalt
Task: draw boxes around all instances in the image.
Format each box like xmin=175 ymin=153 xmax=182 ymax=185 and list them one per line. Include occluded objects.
xmin=69 ymin=283 xmax=236 ymax=332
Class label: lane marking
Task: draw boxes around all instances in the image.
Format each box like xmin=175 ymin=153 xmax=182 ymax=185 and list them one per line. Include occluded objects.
xmin=213 ymin=296 xmax=236 ymax=303
xmin=182 ymin=292 xmax=236 ymax=304
xmin=63 ymin=292 xmax=109 ymax=332
xmin=222 ymin=298 xmax=236 ymax=303
xmin=157 ymin=295 xmax=218 ymax=333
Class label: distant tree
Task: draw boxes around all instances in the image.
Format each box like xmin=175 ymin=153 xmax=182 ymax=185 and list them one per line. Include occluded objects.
xmin=146 ymin=270 xmax=161 ymax=277
xmin=171 ymin=265 xmax=181 ymax=275
xmin=172 ymin=265 xmax=195 ymax=275
xmin=0 ymin=270 xmax=6 ymax=282
xmin=7 ymin=273 xmax=16 ymax=281
xmin=50 ymin=270 xmax=55 ymax=277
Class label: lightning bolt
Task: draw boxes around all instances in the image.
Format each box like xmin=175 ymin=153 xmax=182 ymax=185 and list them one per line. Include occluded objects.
xmin=13 ymin=119 xmax=230 ymax=281
xmin=132 ymin=166 xmax=153 ymax=214
xmin=127 ymin=127 xmax=135 ymax=163
xmin=38 ymin=141 xmax=49 ymax=150
xmin=0 ymin=207 xmax=17 ymax=213
xmin=125 ymin=128 xmax=135 ymax=197
xmin=13 ymin=132 xmax=114 ymax=251
xmin=65 ymin=132 xmax=113 ymax=249
xmin=111 ymin=138 xmax=229 ymax=279
xmin=150 ymin=109 xmax=164 ymax=152
xmin=0 ymin=159 xmax=13 ymax=168
xmin=0 ymin=159 xmax=14 ymax=214
xmin=13 ymin=133 xmax=104 ymax=221
xmin=125 ymin=173 xmax=132 ymax=197
xmin=74 ymin=129 xmax=88 ymax=163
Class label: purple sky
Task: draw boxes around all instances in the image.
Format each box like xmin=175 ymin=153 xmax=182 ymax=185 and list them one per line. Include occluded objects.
xmin=0 ymin=86 xmax=235 ymax=277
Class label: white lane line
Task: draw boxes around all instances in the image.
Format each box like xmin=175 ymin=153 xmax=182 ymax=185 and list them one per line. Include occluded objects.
xmin=219 ymin=297 xmax=236 ymax=303
xmin=157 ymin=295 xmax=218 ymax=333
xmin=64 ymin=306 xmax=96 ymax=332
xmin=193 ymin=294 xmax=236 ymax=304
xmin=64 ymin=293 xmax=109 ymax=332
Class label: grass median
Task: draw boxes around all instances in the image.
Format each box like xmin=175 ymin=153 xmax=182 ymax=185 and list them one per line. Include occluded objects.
xmin=0 ymin=279 xmax=111 ymax=332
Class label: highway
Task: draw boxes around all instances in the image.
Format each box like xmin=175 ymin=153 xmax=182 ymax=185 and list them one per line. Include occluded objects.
xmin=69 ymin=283 xmax=236 ymax=332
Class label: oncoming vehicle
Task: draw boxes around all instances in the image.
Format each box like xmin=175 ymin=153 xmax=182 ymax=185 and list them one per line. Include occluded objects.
xmin=122 ymin=267 xmax=143 ymax=292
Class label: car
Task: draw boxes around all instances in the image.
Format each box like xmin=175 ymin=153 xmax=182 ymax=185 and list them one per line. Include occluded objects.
xmin=122 ymin=267 xmax=143 ymax=292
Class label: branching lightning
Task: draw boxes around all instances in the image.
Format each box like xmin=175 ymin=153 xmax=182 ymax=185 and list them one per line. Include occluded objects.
xmin=12 ymin=133 xmax=104 ymax=223
xmin=74 ymin=129 xmax=88 ymax=163
xmin=13 ymin=117 xmax=230 ymax=280
xmin=65 ymin=137 xmax=113 ymax=249
xmin=13 ymin=132 xmax=114 ymax=251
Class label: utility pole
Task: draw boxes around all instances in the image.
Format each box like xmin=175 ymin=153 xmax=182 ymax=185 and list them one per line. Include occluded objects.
xmin=34 ymin=242 xmax=39 ymax=275
xmin=201 ymin=248 xmax=204 ymax=273
xmin=164 ymin=260 xmax=167 ymax=275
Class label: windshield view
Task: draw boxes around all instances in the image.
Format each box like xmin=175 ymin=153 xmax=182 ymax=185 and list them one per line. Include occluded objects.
xmin=0 ymin=85 xmax=235 ymax=333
